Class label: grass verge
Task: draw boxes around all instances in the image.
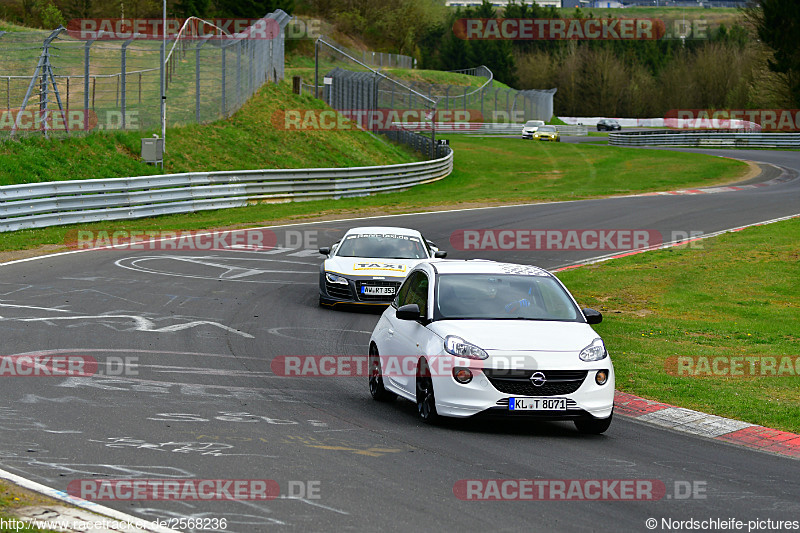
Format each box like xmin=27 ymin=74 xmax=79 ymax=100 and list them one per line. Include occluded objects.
xmin=557 ymin=218 xmax=800 ymax=433
xmin=0 ymin=135 xmax=748 ymax=255
xmin=0 ymin=82 xmax=417 ymax=187
xmin=0 ymin=482 xmax=62 ymax=532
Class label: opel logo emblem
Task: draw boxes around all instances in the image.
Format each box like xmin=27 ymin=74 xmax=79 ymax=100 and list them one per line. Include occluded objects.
xmin=530 ymin=371 xmax=546 ymax=387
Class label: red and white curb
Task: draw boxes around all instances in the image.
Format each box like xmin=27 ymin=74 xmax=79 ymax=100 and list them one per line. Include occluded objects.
xmin=615 ymin=392 xmax=800 ymax=459
xmin=636 ymin=183 xmax=768 ymax=196
xmin=553 ymin=212 xmax=800 ymax=460
xmin=629 ymin=162 xmax=794 ymax=197
xmin=0 ymin=467 xmax=179 ymax=532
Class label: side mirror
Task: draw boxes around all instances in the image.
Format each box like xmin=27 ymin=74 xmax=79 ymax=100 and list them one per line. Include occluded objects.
xmin=396 ymin=303 xmax=422 ymax=321
xmin=434 ymin=250 xmax=447 ymax=258
xmin=319 ymin=247 xmax=331 ymax=255
xmin=582 ymin=308 xmax=603 ymax=325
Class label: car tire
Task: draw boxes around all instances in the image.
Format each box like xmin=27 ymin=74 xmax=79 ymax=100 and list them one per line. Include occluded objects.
xmin=369 ymin=345 xmax=396 ymax=402
xmin=416 ymin=359 xmax=439 ymax=423
xmin=574 ymin=413 xmax=612 ymax=434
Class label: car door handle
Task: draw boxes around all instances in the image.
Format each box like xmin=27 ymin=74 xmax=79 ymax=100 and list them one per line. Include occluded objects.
xmin=388 ymin=329 xmax=394 ymax=336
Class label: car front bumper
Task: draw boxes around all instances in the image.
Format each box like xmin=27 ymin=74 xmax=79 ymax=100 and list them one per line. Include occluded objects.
xmin=319 ymin=270 xmax=404 ymax=307
xmin=430 ymin=361 xmax=615 ymax=420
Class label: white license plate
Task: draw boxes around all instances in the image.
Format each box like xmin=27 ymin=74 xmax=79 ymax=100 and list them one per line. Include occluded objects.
xmin=508 ymin=397 xmax=567 ymax=411
xmin=362 ymin=286 xmax=395 ymax=296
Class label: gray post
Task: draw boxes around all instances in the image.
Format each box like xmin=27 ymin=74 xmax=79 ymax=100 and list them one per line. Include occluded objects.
xmin=430 ymin=102 xmax=436 ymax=160
xmin=84 ymin=39 xmax=94 ymax=132
xmin=121 ymin=36 xmax=136 ymax=129
xmin=221 ymin=45 xmax=227 ymax=115
xmin=160 ymin=39 xmax=165 ymax=142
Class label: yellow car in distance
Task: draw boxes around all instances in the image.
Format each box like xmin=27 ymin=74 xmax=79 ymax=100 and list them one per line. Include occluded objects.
xmin=533 ymin=125 xmax=560 ymax=142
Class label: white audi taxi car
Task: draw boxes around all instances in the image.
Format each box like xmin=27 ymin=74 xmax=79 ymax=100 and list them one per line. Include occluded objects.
xmin=368 ymin=260 xmax=614 ymax=433
xmin=318 ymin=227 xmax=446 ymax=307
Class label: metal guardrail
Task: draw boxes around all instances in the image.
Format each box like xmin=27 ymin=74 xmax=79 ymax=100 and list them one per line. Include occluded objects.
xmin=554 ymin=125 xmax=589 ymax=136
xmin=0 ymin=148 xmax=453 ymax=232
xmin=392 ymin=123 xmax=588 ymax=136
xmin=609 ymin=131 xmax=800 ymax=148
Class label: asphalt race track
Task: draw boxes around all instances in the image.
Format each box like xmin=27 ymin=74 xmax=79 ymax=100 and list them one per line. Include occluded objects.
xmin=0 ymin=145 xmax=798 ymax=532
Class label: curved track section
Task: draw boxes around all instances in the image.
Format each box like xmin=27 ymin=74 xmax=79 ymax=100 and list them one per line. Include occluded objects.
xmin=0 ymin=147 xmax=798 ymax=532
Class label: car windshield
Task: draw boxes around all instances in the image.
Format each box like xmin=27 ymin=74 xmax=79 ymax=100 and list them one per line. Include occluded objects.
xmin=539 ymin=126 xmax=556 ymax=132
xmin=524 ymin=120 xmax=543 ymax=127
xmin=336 ymin=233 xmax=428 ymax=259
xmin=435 ymin=273 xmax=582 ymax=321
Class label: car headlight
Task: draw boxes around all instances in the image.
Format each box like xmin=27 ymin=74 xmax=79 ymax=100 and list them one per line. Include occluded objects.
xmin=579 ymin=338 xmax=607 ymax=362
xmin=325 ymin=272 xmax=348 ymax=285
xmin=444 ymin=335 xmax=488 ymax=360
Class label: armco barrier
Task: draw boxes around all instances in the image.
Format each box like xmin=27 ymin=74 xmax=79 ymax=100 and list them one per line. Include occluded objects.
xmin=0 ymin=148 xmax=453 ymax=232
xmin=609 ymin=131 xmax=800 ymax=148
xmin=393 ymin=123 xmax=588 ymax=136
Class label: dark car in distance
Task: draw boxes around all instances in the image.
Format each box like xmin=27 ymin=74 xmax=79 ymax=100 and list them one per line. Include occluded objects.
xmin=596 ymin=119 xmax=621 ymax=131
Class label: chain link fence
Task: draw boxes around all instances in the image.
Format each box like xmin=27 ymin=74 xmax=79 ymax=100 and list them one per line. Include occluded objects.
xmin=0 ymin=10 xmax=290 ymax=139
xmin=311 ymin=34 xmax=414 ymax=70
xmin=303 ymin=37 xmax=554 ymax=124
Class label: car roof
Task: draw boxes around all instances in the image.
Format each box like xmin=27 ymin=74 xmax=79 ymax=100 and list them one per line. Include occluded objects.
xmin=424 ymin=259 xmax=553 ymax=278
xmin=343 ymin=226 xmax=422 ymax=238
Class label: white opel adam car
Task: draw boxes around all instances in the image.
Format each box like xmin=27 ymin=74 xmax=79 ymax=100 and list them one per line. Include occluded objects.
xmin=368 ymin=260 xmax=614 ymax=434
xmin=318 ymin=227 xmax=446 ymax=308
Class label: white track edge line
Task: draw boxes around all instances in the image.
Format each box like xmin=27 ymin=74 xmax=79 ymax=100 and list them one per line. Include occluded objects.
xmin=0 ymin=467 xmax=180 ymax=533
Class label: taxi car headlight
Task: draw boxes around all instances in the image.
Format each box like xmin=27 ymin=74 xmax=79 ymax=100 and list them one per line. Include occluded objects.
xmin=444 ymin=336 xmax=488 ymax=360
xmin=325 ymin=272 xmax=349 ymax=285
xmin=579 ymin=338 xmax=607 ymax=362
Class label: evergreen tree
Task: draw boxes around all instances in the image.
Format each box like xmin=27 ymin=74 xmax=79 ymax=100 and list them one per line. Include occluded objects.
xmin=745 ymin=0 xmax=800 ymax=106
